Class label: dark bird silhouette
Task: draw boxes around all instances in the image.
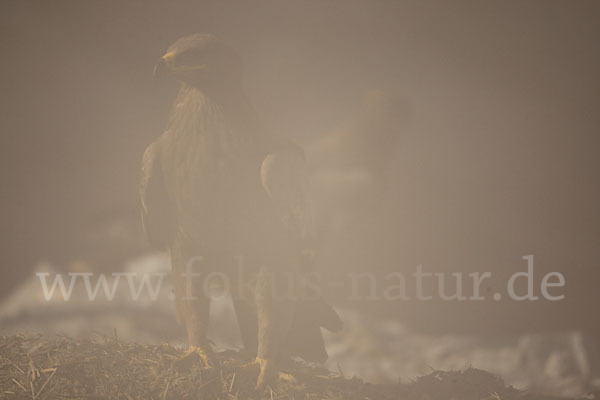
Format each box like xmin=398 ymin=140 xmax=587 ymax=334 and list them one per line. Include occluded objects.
xmin=140 ymin=34 xmax=341 ymax=389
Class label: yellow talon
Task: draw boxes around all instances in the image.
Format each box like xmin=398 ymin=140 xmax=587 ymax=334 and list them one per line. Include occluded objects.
xmin=255 ymin=357 xmax=276 ymax=391
xmin=190 ymin=345 xmax=218 ymax=367
xmin=173 ymin=344 xmax=216 ymax=371
xmin=235 ymin=357 xmax=297 ymax=391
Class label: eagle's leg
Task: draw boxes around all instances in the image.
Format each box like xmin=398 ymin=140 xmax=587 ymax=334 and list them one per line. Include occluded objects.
xmin=171 ymin=235 xmax=214 ymax=368
xmin=182 ymin=303 xmax=214 ymax=367
xmin=253 ymin=266 xmax=297 ymax=390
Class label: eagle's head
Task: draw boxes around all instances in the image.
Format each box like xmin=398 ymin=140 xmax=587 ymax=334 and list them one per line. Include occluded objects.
xmin=154 ymin=34 xmax=241 ymax=90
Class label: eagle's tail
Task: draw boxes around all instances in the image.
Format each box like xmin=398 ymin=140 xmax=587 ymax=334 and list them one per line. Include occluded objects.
xmin=285 ymin=298 xmax=342 ymax=362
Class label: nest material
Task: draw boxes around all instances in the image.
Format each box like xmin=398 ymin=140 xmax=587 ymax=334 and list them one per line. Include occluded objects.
xmin=0 ymin=334 xmax=558 ymax=400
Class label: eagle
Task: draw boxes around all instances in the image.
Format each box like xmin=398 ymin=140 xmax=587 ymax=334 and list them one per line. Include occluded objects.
xmin=140 ymin=34 xmax=341 ymax=389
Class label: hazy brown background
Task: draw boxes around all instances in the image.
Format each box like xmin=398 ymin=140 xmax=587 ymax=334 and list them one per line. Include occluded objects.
xmin=1 ymin=0 xmax=599 ymax=337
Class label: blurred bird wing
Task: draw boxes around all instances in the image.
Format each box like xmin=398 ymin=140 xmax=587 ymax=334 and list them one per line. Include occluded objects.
xmin=260 ymin=149 xmax=315 ymax=242
xmin=139 ymin=139 xmax=177 ymax=249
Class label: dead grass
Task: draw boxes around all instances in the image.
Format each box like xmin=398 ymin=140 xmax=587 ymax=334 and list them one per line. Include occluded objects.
xmin=0 ymin=334 xmax=559 ymax=400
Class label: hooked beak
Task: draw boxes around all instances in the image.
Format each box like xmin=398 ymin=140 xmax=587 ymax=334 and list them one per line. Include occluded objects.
xmin=153 ymin=51 xmax=175 ymax=79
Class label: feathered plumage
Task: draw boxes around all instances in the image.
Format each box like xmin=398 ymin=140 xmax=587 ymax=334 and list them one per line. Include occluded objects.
xmin=140 ymin=34 xmax=340 ymax=389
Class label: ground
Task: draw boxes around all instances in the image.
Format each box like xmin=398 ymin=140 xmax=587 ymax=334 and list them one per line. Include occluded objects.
xmin=0 ymin=334 xmax=566 ymax=400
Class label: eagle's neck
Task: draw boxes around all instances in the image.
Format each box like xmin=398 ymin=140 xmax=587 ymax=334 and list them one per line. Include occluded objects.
xmin=164 ymin=84 xmax=264 ymax=170
xmin=168 ymin=84 xmax=258 ymax=135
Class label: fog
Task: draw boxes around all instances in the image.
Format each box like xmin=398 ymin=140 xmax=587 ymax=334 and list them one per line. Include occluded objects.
xmin=1 ymin=1 xmax=599 ymax=396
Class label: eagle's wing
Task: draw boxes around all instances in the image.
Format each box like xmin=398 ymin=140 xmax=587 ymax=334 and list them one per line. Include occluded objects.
xmin=260 ymin=148 xmax=315 ymax=247
xmin=139 ymin=140 xmax=177 ymax=249
xmin=260 ymin=146 xmax=343 ymax=338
